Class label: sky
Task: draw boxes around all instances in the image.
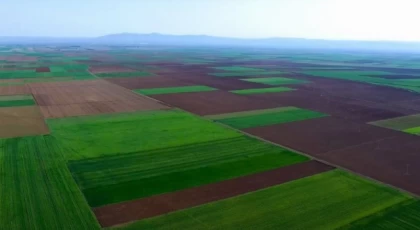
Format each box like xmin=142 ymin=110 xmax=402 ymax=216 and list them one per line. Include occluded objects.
xmin=1 ymin=0 xmax=419 ymax=41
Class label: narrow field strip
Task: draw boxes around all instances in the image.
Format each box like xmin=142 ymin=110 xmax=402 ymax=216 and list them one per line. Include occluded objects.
xmin=0 ymin=99 xmax=35 ymax=107
xmin=96 ymin=71 xmax=154 ymax=78
xmin=95 ymin=160 xmax=333 ymax=227
xmin=47 ymin=109 xmax=241 ymax=160
xmin=230 ymin=86 xmax=294 ymax=95
xmin=134 ymin=85 xmax=217 ymax=95
xmin=0 ymin=135 xmax=100 ymax=229
xmin=214 ymin=107 xmax=328 ymax=129
xmin=242 ymin=77 xmax=309 ymax=85
xmin=341 ymin=199 xmax=420 ymax=229
xmin=370 ymin=114 xmax=420 ymax=131
xmin=109 ymin=170 xmax=410 ymax=230
xmin=404 ymin=126 xmax=420 ymax=135
xmin=211 ymin=66 xmax=266 ymax=72
xmin=205 ymin=106 xmax=300 ymax=120
xmin=209 ymin=71 xmax=286 ymax=77
xmin=70 ymin=136 xmax=308 ymax=207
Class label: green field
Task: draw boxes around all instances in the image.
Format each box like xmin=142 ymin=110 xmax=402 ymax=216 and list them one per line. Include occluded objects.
xmin=211 ymin=66 xmax=266 ymax=72
xmin=0 ymin=94 xmax=35 ymax=107
xmin=47 ymin=109 xmax=242 ymax=160
xmin=0 ymin=135 xmax=100 ymax=229
xmin=134 ymin=85 xmax=217 ymax=95
xmin=112 ymin=170 xmax=410 ymax=230
xmin=69 ymin=136 xmax=308 ymax=207
xmin=205 ymin=107 xmax=301 ymax=120
xmin=242 ymin=77 xmax=309 ymax=85
xmin=214 ymin=107 xmax=327 ymax=129
xmin=342 ymin=200 xmax=420 ymax=229
xmin=370 ymin=114 xmax=420 ymax=135
xmin=209 ymin=71 xmax=286 ymax=77
xmin=230 ymin=86 xmax=294 ymax=95
xmin=95 ymin=71 xmax=154 ymax=78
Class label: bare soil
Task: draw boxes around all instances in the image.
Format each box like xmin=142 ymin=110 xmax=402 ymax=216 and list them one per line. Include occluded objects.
xmin=94 ymin=160 xmax=333 ymax=227
xmin=0 ymin=106 xmax=49 ymax=138
xmin=35 ymin=67 xmax=50 ymax=73
xmin=0 ymin=85 xmax=30 ymax=96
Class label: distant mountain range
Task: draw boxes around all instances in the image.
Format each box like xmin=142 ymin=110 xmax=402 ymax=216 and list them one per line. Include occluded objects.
xmin=2 ymin=33 xmax=420 ymax=52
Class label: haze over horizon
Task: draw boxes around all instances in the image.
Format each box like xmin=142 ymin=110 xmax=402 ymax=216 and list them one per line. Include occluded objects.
xmin=1 ymin=0 xmax=419 ymax=42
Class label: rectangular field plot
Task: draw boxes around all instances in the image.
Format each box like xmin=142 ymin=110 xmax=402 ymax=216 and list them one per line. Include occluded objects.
xmin=342 ymin=200 xmax=420 ymax=229
xmin=47 ymin=109 xmax=242 ymax=160
xmin=0 ymin=136 xmax=100 ymax=229
xmin=242 ymin=77 xmax=309 ymax=85
xmin=134 ymin=85 xmax=217 ymax=95
xmin=69 ymin=136 xmax=308 ymax=207
xmin=0 ymin=106 xmax=49 ymax=138
xmin=211 ymin=66 xmax=266 ymax=72
xmin=0 ymin=94 xmax=35 ymax=107
xmin=95 ymin=71 xmax=154 ymax=78
xmin=112 ymin=170 xmax=410 ymax=230
xmin=230 ymin=86 xmax=294 ymax=95
xmin=209 ymin=71 xmax=286 ymax=77
xmin=370 ymin=114 xmax=420 ymax=135
xmin=211 ymin=106 xmax=327 ymax=129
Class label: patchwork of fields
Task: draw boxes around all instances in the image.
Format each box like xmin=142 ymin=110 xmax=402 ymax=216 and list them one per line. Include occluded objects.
xmin=1 ymin=46 xmax=420 ymax=229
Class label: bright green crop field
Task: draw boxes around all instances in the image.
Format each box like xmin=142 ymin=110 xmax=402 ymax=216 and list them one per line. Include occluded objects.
xmin=230 ymin=86 xmax=294 ymax=95
xmin=0 ymin=95 xmax=35 ymax=107
xmin=0 ymin=135 xmax=100 ymax=230
xmin=69 ymin=136 xmax=308 ymax=207
xmin=242 ymin=77 xmax=309 ymax=85
xmin=214 ymin=107 xmax=327 ymax=129
xmin=111 ymin=170 xmax=410 ymax=230
xmin=134 ymin=85 xmax=217 ymax=95
xmin=47 ymin=109 xmax=242 ymax=160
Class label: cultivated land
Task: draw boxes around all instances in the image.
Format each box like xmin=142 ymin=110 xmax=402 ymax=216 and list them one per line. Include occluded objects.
xmin=2 ymin=45 xmax=420 ymax=229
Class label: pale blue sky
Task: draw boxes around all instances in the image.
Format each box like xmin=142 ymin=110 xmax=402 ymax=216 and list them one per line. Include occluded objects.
xmin=1 ymin=0 xmax=419 ymax=41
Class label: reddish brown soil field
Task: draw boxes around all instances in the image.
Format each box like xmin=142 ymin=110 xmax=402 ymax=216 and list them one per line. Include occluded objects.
xmin=29 ymin=80 xmax=168 ymax=118
xmin=245 ymin=116 xmax=403 ymax=155
xmin=0 ymin=85 xmax=30 ymax=96
xmin=94 ymin=160 xmax=333 ymax=227
xmin=89 ymin=66 xmax=136 ymax=73
xmin=35 ymin=67 xmax=50 ymax=73
xmin=105 ymin=76 xmax=195 ymax=90
xmin=322 ymin=135 xmax=420 ymax=195
xmin=152 ymin=90 xmax=281 ymax=115
xmin=0 ymin=106 xmax=49 ymax=138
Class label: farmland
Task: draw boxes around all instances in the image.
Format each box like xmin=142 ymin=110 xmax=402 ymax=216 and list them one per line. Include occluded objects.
xmin=1 ymin=45 xmax=420 ymax=229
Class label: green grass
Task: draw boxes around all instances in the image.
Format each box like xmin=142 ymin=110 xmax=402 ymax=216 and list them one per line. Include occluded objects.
xmin=209 ymin=71 xmax=286 ymax=77
xmin=370 ymin=114 xmax=420 ymax=131
xmin=0 ymin=94 xmax=35 ymax=107
xmin=341 ymin=200 xmax=420 ymax=229
xmin=0 ymin=135 xmax=100 ymax=229
xmin=70 ymin=136 xmax=308 ymax=207
xmin=403 ymin=126 xmax=420 ymax=135
xmin=111 ymin=170 xmax=410 ymax=230
xmin=230 ymin=86 xmax=294 ymax=95
xmin=95 ymin=71 xmax=154 ymax=78
xmin=242 ymin=77 xmax=309 ymax=85
xmin=211 ymin=66 xmax=266 ymax=72
xmin=134 ymin=85 xmax=217 ymax=95
xmin=47 ymin=109 xmax=242 ymax=160
xmin=205 ymin=106 xmax=300 ymax=120
xmin=215 ymin=107 xmax=327 ymax=129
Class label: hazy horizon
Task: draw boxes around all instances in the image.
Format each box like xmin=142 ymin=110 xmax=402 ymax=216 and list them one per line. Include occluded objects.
xmin=2 ymin=0 xmax=420 ymax=42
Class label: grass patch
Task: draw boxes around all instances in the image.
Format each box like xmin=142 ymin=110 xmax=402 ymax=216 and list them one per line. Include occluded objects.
xmin=47 ymin=109 xmax=242 ymax=160
xmin=209 ymin=71 xmax=286 ymax=77
xmin=370 ymin=114 xmax=420 ymax=131
xmin=242 ymin=77 xmax=309 ymax=85
xmin=95 ymin=71 xmax=154 ymax=78
xmin=342 ymin=199 xmax=420 ymax=229
xmin=0 ymin=94 xmax=35 ymax=107
xmin=134 ymin=85 xmax=217 ymax=95
xmin=211 ymin=66 xmax=266 ymax=72
xmin=0 ymin=136 xmax=100 ymax=229
xmin=230 ymin=86 xmax=294 ymax=95
xmin=70 ymin=136 xmax=308 ymax=207
xmin=111 ymin=170 xmax=410 ymax=230
xmin=215 ymin=107 xmax=327 ymax=129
